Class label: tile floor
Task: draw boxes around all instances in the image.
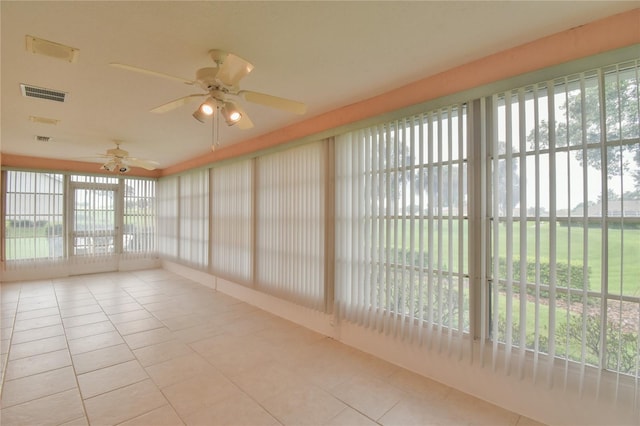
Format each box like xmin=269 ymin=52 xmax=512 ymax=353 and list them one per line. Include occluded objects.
xmin=0 ymin=269 xmax=545 ymax=425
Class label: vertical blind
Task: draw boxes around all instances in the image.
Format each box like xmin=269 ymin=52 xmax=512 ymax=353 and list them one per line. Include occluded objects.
xmin=178 ymin=170 xmax=209 ymax=269
xmin=335 ymin=107 xmax=469 ymax=350
xmin=157 ymin=175 xmax=179 ymax=260
xmin=488 ymin=60 xmax=639 ymax=400
xmin=256 ymin=142 xmax=326 ymax=310
xmin=123 ymin=178 xmax=156 ymax=259
xmin=210 ymin=160 xmax=252 ymax=282
xmin=4 ymin=171 xmax=64 ymax=268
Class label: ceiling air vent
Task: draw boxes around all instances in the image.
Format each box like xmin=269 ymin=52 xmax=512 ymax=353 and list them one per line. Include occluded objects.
xmin=34 ymin=135 xmax=53 ymax=142
xmin=20 ymin=84 xmax=67 ymax=103
xmin=29 ymin=116 xmax=59 ymax=125
xmin=26 ymin=35 xmax=79 ymax=63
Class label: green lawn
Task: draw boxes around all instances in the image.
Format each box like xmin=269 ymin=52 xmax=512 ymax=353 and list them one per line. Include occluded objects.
xmin=391 ymin=219 xmax=640 ymax=297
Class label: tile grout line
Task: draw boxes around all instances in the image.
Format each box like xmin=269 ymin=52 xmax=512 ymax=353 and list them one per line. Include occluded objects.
xmin=0 ymin=283 xmax=21 ymax=402
xmin=54 ymin=277 xmax=101 ymax=426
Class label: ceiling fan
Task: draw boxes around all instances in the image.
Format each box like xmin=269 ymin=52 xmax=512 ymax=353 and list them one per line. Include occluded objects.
xmin=110 ymin=49 xmax=307 ymax=129
xmin=89 ymin=142 xmax=159 ymax=173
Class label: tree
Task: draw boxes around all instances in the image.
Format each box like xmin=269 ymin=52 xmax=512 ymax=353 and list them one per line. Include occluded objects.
xmin=527 ymin=72 xmax=640 ymax=198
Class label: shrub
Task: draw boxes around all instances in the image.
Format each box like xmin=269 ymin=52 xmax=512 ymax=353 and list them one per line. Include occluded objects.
xmin=497 ymin=257 xmax=591 ymax=303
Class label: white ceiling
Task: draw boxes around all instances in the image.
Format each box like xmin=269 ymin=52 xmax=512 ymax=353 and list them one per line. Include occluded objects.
xmin=1 ymin=1 xmax=635 ymax=170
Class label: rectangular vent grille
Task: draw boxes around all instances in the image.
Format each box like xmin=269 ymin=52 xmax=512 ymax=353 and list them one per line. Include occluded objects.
xmin=20 ymin=84 xmax=67 ymax=102
xmin=29 ymin=116 xmax=59 ymax=125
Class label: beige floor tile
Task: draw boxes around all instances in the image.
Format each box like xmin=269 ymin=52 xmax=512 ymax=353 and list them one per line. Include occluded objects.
xmin=262 ymin=383 xmax=347 ymax=426
xmin=160 ymin=313 xmax=210 ymax=331
xmin=232 ymin=360 xmax=305 ymax=403
xmin=102 ymin=302 xmax=143 ymax=315
xmin=325 ymin=407 xmax=378 ymax=426
xmin=133 ymin=294 xmax=171 ymax=305
xmin=387 ymin=368 xmax=451 ymax=401
xmin=59 ymin=416 xmax=89 ymax=426
xmin=133 ymin=339 xmax=193 ymax=367
xmin=9 ymin=334 xmax=68 ymax=360
xmin=5 ymin=348 xmax=72 ymax=380
xmin=60 ymin=304 xmax=103 ymax=318
xmin=17 ymin=300 xmax=58 ymax=313
xmin=15 ymin=306 xmax=60 ymax=321
xmin=205 ymin=342 xmax=274 ymax=377
xmin=13 ymin=314 xmax=62 ymax=332
xmin=184 ymin=393 xmax=279 ymax=426
xmin=378 ymin=394 xmax=450 ymax=425
xmin=444 ymin=390 xmax=520 ymax=426
xmin=123 ymin=327 xmax=174 ymax=350
xmin=83 ymin=379 xmax=167 ymax=425
xmin=68 ymin=330 xmax=125 ymax=355
xmin=58 ymin=297 xmax=99 ymax=310
xmin=1 ymin=366 xmax=77 ymax=407
xmin=161 ymin=370 xmax=242 ymax=417
xmin=10 ymin=323 xmax=65 ymax=344
xmin=145 ymin=352 xmax=215 ymax=388
xmin=62 ymin=312 xmax=109 ymax=328
xmin=118 ymin=404 xmax=185 ymax=426
xmin=0 ymin=326 xmax=13 ymax=341
xmin=114 ymin=317 xmax=164 ymax=335
xmin=171 ymin=323 xmax=222 ymax=344
xmin=331 ymin=375 xmax=406 ymax=421
xmin=72 ymin=343 xmax=135 ymax=374
xmin=0 ymin=388 xmax=85 ymax=426
xmin=65 ymin=320 xmax=116 ymax=340
xmin=78 ymin=359 xmax=148 ymax=399
xmin=516 ymin=415 xmax=547 ymax=426
xmin=189 ymin=333 xmax=246 ymax=358
xmin=146 ymin=306 xmax=188 ymax=320
xmin=97 ymin=295 xmax=137 ymax=307
xmin=294 ymin=352 xmax=361 ymax=391
xmin=108 ymin=309 xmax=154 ymax=324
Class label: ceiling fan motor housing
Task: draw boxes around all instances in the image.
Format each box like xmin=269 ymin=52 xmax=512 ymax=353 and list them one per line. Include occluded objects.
xmin=196 ymin=67 xmax=221 ymax=91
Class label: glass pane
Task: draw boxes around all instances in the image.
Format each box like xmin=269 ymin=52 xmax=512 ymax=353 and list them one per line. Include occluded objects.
xmin=607 ymin=223 xmax=640 ymax=298
xmin=606 ymin=299 xmax=640 ymax=374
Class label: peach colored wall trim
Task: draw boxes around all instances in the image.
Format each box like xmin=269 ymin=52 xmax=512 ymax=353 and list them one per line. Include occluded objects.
xmin=1 ymin=154 xmax=161 ymax=178
xmin=161 ymin=8 xmax=639 ymax=177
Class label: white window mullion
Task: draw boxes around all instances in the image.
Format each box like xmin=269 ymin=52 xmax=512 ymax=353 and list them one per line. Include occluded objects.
xmin=491 ymin=93 xmax=501 ymax=372
xmin=504 ymin=91 xmax=515 ymax=374
xmin=517 ymin=88 xmax=528 ymax=378
xmin=547 ymin=80 xmax=558 ymax=387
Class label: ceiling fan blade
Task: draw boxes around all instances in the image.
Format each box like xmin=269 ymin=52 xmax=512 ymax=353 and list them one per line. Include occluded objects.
xmin=110 ymin=63 xmax=194 ymax=85
xmin=233 ymin=103 xmax=254 ymax=129
xmin=126 ymin=158 xmax=160 ymax=170
xmin=216 ymin=53 xmax=254 ymax=87
xmin=239 ymin=90 xmax=307 ymax=115
xmin=151 ymin=94 xmax=206 ymax=113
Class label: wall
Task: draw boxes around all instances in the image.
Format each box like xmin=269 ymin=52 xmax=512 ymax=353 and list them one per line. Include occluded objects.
xmin=164 ymin=260 xmax=638 ymax=425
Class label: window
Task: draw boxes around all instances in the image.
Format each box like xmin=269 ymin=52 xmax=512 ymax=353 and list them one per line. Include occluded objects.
xmin=178 ymin=170 xmax=209 ymax=269
xmin=210 ymin=160 xmax=252 ymax=282
xmin=256 ymin=142 xmax=326 ymax=309
xmin=335 ymin=106 xmax=469 ymax=342
xmin=3 ymin=171 xmax=157 ymax=270
xmin=489 ymin=60 xmax=640 ymax=379
xmin=4 ymin=171 xmax=64 ymax=266
xmin=157 ymin=175 xmax=179 ymax=260
xmin=123 ymin=178 xmax=157 ymax=257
